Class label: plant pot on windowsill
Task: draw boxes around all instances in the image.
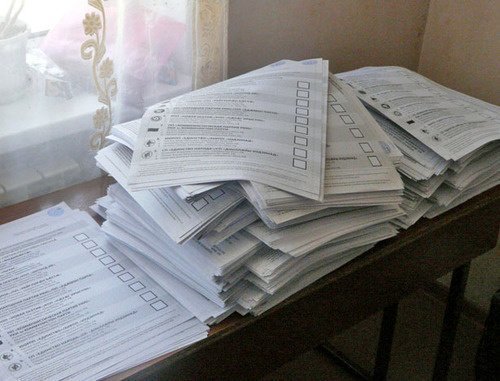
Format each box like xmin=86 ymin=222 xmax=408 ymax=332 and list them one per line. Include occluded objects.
xmin=0 ymin=18 xmax=30 ymax=104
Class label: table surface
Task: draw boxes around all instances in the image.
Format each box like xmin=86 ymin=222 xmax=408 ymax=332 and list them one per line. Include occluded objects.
xmin=1 ymin=177 xmax=499 ymax=380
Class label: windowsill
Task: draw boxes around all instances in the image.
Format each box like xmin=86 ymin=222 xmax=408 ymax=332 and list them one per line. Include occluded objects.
xmin=1 ymin=88 xmax=97 ymax=154
xmin=0 ymin=72 xmax=192 ymax=207
xmin=0 ymin=73 xmax=192 ymax=155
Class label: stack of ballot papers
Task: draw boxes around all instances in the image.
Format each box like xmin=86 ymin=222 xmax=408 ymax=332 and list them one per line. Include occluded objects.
xmin=337 ymin=66 xmax=500 ymax=228
xmin=127 ymin=58 xmax=330 ymax=201
xmin=3 ymin=60 xmax=498 ymax=378
xmin=92 ymin=59 xmax=407 ymax=324
xmin=0 ymin=204 xmax=208 ymax=381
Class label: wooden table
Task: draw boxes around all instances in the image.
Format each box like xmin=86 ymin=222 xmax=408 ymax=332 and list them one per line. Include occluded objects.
xmin=1 ymin=177 xmax=499 ymax=380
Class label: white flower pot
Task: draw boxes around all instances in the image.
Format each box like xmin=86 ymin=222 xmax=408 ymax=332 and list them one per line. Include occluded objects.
xmin=0 ymin=19 xmax=30 ymax=104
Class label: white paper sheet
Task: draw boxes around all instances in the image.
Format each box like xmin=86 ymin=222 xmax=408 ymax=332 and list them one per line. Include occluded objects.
xmin=241 ymin=75 xmax=404 ymax=209
xmin=127 ymin=59 xmax=329 ymax=200
xmin=0 ymin=205 xmax=207 ymax=381
xmin=97 ymin=143 xmax=244 ymax=244
xmin=337 ymin=66 xmax=500 ymax=161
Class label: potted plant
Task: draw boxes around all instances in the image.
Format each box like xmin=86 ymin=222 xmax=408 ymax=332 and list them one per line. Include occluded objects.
xmin=0 ymin=0 xmax=29 ymax=103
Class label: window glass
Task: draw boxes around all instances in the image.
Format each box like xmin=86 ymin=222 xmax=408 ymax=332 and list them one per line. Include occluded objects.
xmin=0 ymin=0 xmax=200 ymax=207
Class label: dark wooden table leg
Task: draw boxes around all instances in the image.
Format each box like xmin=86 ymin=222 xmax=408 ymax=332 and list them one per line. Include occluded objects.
xmin=373 ymin=302 xmax=399 ymax=381
xmin=432 ymin=262 xmax=471 ymax=380
xmin=318 ymin=342 xmax=371 ymax=380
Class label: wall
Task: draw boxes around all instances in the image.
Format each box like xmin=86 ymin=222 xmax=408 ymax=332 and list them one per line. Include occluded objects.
xmin=228 ymin=0 xmax=430 ymax=77
xmin=418 ymin=0 xmax=500 ymax=105
xmin=438 ymin=242 xmax=500 ymax=311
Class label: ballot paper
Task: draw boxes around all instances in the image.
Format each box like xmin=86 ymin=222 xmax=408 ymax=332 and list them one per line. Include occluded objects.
xmin=127 ymin=59 xmax=329 ymax=201
xmin=105 ymin=183 xmax=261 ymax=278
xmin=444 ymin=149 xmax=500 ymax=191
xmin=369 ymin=110 xmax=449 ymax=181
xmin=0 ymin=204 xmax=208 ymax=381
xmin=246 ymin=205 xmax=403 ymax=257
xmin=238 ymin=181 xmax=348 ymax=229
xmin=247 ymin=245 xmax=374 ymax=316
xmin=245 ymin=223 xmax=398 ymax=294
xmin=241 ymin=75 xmax=404 ymax=210
xmin=337 ymin=66 xmax=500 ymax=161
xmin=403 ymin=174 xmax=448 ymax=199
xmin=107 ymin=120 xmax=224 ymax=200
xmin=98 ymin=186 xmax=260 ymax=310
xmin=199 ymin=202 xmax=259 ymax=247
xmin=106 ymin=118 xmax=142 ymax=149
xmin=393 ymin=199 xmax=433 ymax=229
xmin=109 ymin=240 xmax=243 ymax=325
xmin=98 ymin=198 xmax=249 ymax=307
xmin=90 ymin=194 xmax=113 ymax=219
xmin=96 ymin=143 xmax=244 ymax=244
xmin=102 ymin=218 xmax=250 ymax=308
xmin=425 ymin=172 xmax=500 ymax=218
xmin=432 ymin=169 xmax=500 ymax=207
xmin=448 ymin=142 xmax=499 ymax=174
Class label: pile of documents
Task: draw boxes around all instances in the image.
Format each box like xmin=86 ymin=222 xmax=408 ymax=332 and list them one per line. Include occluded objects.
xmin=0 ymin=204 xmax=208 ymax=381
xmin=337 ymin=66 xmax=500 ymax=228
xmin=93 ymin=59 xmax=407 ymax=324
xmin=2 ymin=60 xmax=498 ymax=379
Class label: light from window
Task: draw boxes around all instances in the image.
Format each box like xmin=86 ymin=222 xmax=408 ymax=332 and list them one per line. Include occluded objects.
xmin=17 ymin=0 xmax=74 ymax=35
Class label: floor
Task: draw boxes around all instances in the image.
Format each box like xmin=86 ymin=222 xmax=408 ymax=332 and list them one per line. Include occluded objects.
xmin=263 ymin=288 xmax=485 ymax=380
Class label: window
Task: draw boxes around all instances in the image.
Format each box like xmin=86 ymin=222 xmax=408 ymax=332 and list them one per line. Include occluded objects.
xmin=0 ymin=0 xmax=227 ymax=207
xmin=23 ymin=0 xmax=74 ymax=35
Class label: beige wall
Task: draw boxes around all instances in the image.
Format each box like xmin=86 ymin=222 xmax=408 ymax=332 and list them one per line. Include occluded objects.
xmin=228 ymin=0 xmax=430 ymax=77
xmin=439 ymin=242 xmax=500 ymax=311
xmin=228 ymin=0 xmax=499 ymax=105
xmin=418 ymin=0 xmax=500 ymax=105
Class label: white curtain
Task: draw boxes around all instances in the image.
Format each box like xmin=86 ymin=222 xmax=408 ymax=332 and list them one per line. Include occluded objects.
xmin=0 ymin=0 xmax=227 ymax=207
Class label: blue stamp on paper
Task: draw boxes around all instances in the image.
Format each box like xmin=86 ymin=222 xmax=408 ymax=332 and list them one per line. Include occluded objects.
xmin=47 ymin=207 xmax=64 ymax=217
xmin=302 ymin=59 xmax=318 ymax=65
xmin=379 ymin=141 xmax=391 ymax=154
xmin=270 ymin=60 xmax=286 ymax=67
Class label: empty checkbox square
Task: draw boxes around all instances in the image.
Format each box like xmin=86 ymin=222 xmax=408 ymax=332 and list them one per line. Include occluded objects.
xmin=294 ymin=148 xmax=307 ymax=158
xmin=108 ymin=264 xmax=124 ymax=274
xmin=293 ymin=158 xmax=307 ymax=170
xmin=294 ymin=136 xmax=308 ymax=146
xmin=349 ymin=128 xmax=364 ymax=138
xmin=99 ymin=256 xmax=115 ymax=265
xmin=82 ymin=240 xmax=97 ymax=249
xmin=297 ymin=90 xmax=310 ymax=98
xmin=209 ymin=189 xmax=225 ymax=200
xmin=74 ymin=233 xmax=89 ymax=242
xmin=340 ymin=115 xmax=355 ymax=125
xmin=296 ymin=99 xmax=309 ymax=107
xmin=192 ymin=198 xmax=208 ymax=211
xmin=90 ymin=248 xmax=106 ymax=257
xmin=141 ymin=291 xmax=157 ymax=302
xmin=330 ymin=104 xmax=346 ymax=113
xmin=151 ymin=300 xmax=168 ymax=311
xmin=328 ymin=94 xmax=337 ymax=102
xmin=119 ymin=272 xmax=134 ymax=282
xmin=297 ymin=81 xmax=310 ymax=89
xmin=296 ymin=108 xmax=309 ymax=116
xmin=359 ymin=142 xmax=374 ymax=153
xmin=368 ymin=156 xmax=382 ymax=167
xmin=129 ymin=281 xmax=146 ymax=292
xmin=295 ymin=116 xmax=308 ymax=125
xmin=295 ymin=126 xmax=309 ymax=135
